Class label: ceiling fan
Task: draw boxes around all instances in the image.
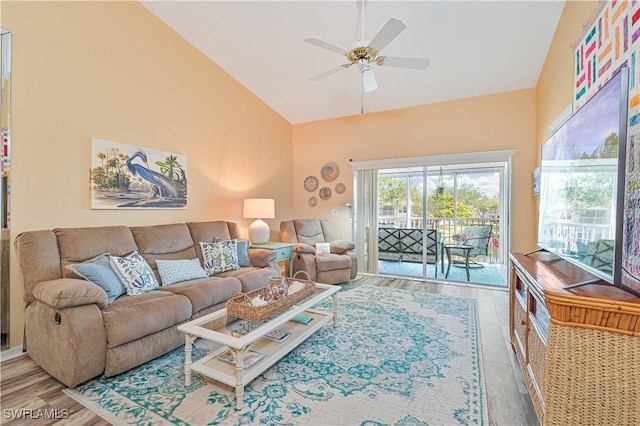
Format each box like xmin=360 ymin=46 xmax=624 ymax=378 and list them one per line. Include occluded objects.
xmin=304 ymin=0 xmax=430 ymax=94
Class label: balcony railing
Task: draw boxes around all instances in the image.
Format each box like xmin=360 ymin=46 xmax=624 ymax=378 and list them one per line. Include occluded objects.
xmin=377 ymin=217 xmax=501 ymax=263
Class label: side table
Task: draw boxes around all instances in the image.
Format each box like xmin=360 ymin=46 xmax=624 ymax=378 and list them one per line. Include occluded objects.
xmin=249 ymin=241 xmax=294 ymax=277
xmin=443 ymin=244 xmax=472 ymax=281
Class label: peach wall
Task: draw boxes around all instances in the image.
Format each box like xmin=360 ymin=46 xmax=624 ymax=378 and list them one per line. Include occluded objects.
xmin=536 ymin=1 xmax=601 ymax=151
xmin=3 ymin=1 xmax=292 ymax=347
xmin=292 ymin=89 xmax=538 ymax=251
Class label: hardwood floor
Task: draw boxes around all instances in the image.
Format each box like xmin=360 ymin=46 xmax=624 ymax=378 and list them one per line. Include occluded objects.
xmin=0 ymin=275 xmax=538 ymax=425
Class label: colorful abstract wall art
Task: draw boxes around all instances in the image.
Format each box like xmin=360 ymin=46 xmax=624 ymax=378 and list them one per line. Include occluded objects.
xmin=573 ymin=0 xmax=640 ymax=285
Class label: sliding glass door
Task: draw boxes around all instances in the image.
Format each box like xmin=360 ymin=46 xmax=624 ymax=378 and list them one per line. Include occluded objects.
xmin=353 ymin=153 xmax=511 ymax=287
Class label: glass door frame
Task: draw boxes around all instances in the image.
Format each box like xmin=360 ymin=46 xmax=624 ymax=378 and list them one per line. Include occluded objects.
xmin=351 ymin=150 xmax=515 ymax=284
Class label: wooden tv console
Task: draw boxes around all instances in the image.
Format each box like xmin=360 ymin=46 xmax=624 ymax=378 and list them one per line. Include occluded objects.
xmin=509 ymin=251 xmax=640 ymax=425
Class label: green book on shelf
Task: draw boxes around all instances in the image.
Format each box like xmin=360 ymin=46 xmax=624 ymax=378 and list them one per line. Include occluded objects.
xmin=291 ymin=314 xmax=313 ymax=324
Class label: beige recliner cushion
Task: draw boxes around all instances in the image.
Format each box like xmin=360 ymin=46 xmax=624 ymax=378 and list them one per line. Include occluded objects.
xmin=161 ymin=276 xmax=242 ymax=315
xmin=102 ymin=291 xmax=191 ymax=348
xmin=316 ymin=253 xmax=351 ymax=272
xmin=292 ymin=220 xmax=327 ymax=245
xmin=131 ymin=223 xmax=199 ymax=280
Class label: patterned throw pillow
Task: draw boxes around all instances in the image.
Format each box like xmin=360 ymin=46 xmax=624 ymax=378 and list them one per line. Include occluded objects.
xmin=109 ymin=251 xmax=159 ymax=296
xmin=200 ymin=240 xmax=240 ymax=276
xmin=156 ymin=258 xmax=208 ymax=286
xmin=66 ymin=253 xmax=125 ymax=302
xmin=215 ymin=238 xmax=251 ymax=267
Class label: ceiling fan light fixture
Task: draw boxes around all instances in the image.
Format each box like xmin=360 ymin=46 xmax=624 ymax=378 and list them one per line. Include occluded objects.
xmin=361 ymin=67 xmax=378 ymax=93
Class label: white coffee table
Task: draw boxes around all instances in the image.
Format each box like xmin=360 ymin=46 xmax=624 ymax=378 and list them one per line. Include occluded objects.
xmin=177 ymin=283 xmax=339 ymax=409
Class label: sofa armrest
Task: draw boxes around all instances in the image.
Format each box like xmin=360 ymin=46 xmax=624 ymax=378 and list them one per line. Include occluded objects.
xmin=294 ymin=243 xmax=316 ymax=254
xmin=330 ymin=240 xmax=355 ymax=254
xmin=248 ymin=248 xmax=276 ymax=267
xmin=32 ymin=278 xmax=109 ymax=309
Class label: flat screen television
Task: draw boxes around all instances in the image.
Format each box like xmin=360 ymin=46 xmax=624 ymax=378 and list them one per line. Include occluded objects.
xmin=536 ymin=67 xmax=640 ymax=297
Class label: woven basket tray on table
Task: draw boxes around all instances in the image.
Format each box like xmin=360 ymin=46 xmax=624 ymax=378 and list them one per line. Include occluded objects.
xmin=226 ymin=271 xmax=316 ymax=322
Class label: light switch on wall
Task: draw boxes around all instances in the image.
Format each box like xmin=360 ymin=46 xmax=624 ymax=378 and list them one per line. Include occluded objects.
xmin=331 ymin=209 xmax=338 ymax=216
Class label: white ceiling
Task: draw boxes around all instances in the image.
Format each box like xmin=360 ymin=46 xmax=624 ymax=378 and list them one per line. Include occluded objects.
xmin=141 ymin=1 xmax=566 ymax=124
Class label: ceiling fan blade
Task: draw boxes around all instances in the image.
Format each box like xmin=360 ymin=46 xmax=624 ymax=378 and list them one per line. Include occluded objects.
xmin=378 ymin=56 xmax=430 ymax=70
xmin=309 ymin=65 xmax=349 ymax=82
xmin=368 ymin=18 xmax=407 ymax=52
xmin=304 ymin=38 xmax=348 ymax=55
xmin=362 ymin=68 xmax=378 ymax=93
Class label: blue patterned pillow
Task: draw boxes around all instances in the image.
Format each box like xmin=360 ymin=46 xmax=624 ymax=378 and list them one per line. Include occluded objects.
xmin=156 ymin=259 xmax=208 ymax=286
xmin=66 ymin=253 xmax=125 ymax=302
xmin=200 ymin=240 xmax=240 ymax=276
xmin=109 ymin=251 xmax=159 ymax=296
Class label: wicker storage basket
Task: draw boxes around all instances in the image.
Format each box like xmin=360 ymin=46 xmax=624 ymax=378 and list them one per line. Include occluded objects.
xmin=226 ymin=271 xmax=316 ymax=322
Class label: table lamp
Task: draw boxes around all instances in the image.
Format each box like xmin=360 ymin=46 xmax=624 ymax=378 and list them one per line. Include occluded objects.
xmin=243 ymin=198 xmax=275 ymax=244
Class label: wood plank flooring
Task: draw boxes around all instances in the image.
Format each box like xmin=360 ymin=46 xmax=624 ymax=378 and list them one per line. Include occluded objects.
xmin=0 ymin=275 xmax=538 ymax=425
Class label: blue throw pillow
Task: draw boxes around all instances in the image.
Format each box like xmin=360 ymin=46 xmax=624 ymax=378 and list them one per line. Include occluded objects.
xmin=236 ymin=239 xmax=251 ymax=267
xmin=156 ymin=259 xmax=208 ymax=286
xmin=66 ymin=254 xmax=125 ymax=302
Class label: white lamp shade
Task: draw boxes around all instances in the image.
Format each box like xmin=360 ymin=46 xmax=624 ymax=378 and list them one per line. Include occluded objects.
xmin=243 ymin=198 xmax=275 ymax=244
xmin=243 ymin=198 xmax=275 ymax=219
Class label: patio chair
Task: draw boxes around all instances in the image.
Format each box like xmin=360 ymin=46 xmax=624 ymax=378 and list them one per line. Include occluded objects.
xmin=447 ymin=224 xmax=493 ymax=263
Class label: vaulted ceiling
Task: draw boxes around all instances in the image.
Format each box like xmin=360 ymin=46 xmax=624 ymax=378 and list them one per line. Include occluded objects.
xmin=142 ymin=1 xmax=566 ymax=124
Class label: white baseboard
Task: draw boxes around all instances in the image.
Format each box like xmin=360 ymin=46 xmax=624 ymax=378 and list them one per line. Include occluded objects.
xmin=0 ymin=345 xmax=26 ymax=362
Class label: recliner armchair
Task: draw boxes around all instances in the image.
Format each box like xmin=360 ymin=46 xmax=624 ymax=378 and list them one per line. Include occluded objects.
xmin=280 ymin=219 xmax=357 ymax=284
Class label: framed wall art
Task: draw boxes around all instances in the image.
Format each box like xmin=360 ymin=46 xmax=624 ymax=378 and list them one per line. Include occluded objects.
xmin=90 ymin=138 xmax=187 ymax=209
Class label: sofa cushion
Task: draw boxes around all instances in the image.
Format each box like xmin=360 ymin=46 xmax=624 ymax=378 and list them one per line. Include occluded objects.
xmin=55 ymin=226 xmax=138 ymax=278
xmin=66 ymin=254 xmax=125 ymax=302
xmin=200 ymin=240 xmax=240 ymax=275
xmin=315 ymin=253 xmax=351 ymax=272
xmin=130 ymin=223 xmax=195 ymax=255
xmin=156 ymin=259 xmax=207 ymax=286
xmin=216 ymin=266 xmax=275 ymax=292
xmin=160 ymin=276 xmax=242 ymax=314
xmin=293 ymin=220 xmax=326 ymax=246
xmin=187 ymin=221 xmax=239 ymax=260
xmin=102 ymin=290 xmax=191 ymax=348
xmin=110 ymin=251 xmax=159 ymax=296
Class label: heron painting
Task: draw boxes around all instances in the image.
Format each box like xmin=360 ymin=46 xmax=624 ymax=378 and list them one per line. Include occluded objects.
xmin=90 ymin=138 xmax=187 ymax=209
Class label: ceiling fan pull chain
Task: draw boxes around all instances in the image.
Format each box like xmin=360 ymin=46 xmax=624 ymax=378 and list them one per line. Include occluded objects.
xmin=361 ymin=73 xmax=365 ymax=114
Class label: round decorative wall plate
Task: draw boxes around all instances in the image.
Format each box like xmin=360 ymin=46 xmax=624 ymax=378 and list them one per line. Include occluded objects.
xmin=335 ymin=183 xmax=346 ymax=194
xmin=304 ymin=176 xmax=318 ymax=192
xmin=308 ymin=196 xmax=318 ymax=207
xmin=319 ymin=186 xmax=332 ymax=201
xmin=321 ymin=162 xmax=339 ymax=182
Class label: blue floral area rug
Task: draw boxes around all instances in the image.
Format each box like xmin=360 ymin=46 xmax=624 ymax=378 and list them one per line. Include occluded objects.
xmin=64 ymin=284 xmax=487 ymax=425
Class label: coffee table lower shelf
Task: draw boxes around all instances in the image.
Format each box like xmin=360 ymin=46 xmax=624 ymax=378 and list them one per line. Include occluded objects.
xmin=183 ymin=308 xmax=334 ymax=409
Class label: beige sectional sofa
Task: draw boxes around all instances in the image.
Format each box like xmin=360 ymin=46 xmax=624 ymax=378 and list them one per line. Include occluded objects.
xmin=14 ymin=221 xmax=279 ymax=387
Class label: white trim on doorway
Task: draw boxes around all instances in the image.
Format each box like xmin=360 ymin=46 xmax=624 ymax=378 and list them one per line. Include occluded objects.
xmin=350 ymin=150 xmax=518 ymax=170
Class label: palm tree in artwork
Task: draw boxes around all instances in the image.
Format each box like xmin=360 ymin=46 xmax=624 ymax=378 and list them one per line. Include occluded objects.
xmin=96 ymin=152 xmax=106 ymax=168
